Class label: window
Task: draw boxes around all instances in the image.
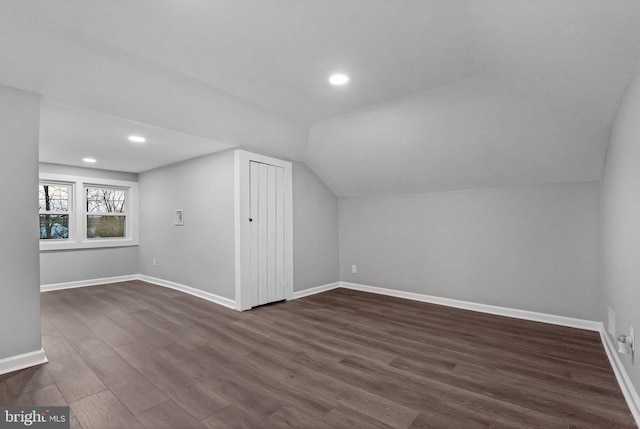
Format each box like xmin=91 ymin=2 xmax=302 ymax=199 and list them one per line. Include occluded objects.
xmin=86 ymin=187 xmax=127 ymax=239
xmin=39 ymin=182 xmax=72 ymax=240
xmin=39 ymin=173 xmax=138 ymax=251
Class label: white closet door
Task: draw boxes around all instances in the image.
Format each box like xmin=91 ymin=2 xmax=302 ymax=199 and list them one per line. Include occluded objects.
xmin=249 ymin=161 xmax=286 ymax=307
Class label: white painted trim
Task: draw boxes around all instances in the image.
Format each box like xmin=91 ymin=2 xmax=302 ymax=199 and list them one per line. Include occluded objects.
xmin=41 ymin=275 xmax=602 ymax=332
xmin=41 ymin=275 xmax=138 ymax=292
xmin=234 ymin=150 xmax=243 ymax=311
xmin=0 ymin=348 xmax=48 ymax=376
xmin=39 ymin=173 xmax=139 ymax=251
xmin=234 ymin=150 xmax=294 ymax=311
xmin=339 ymin=281 xmax=602 ymax=331
xmin=41 ymin=274 xmax=235 ymax=310
xmin=291 ymin=282 xmax=341 ymax=300
xmin=600 ymin=327 xmax=640 ymax=425
xmin=138 ymin=275 xmax=236 ymax=310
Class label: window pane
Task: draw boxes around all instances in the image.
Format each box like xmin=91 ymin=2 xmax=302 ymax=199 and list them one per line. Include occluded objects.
xmin=39 ymin=184 xmax=69 ymax=212
xmin=87 ymin=215 xmax=126 ymax=238
xmin=39 ymin=214 xmax=69 ymax=239
xmin=86 ymin=188 xmax=125 ymax=213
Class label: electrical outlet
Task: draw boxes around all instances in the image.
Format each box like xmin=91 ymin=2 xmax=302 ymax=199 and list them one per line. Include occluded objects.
xmin=608 ymin=308 xmax=616 ymax=337
xmin=630 ymin=325 xmax=635 ymax=353
xmin=351 ymin=265 xmax=357 ymax=274
xmin=153 ymin=257 xmax=157 ymax=267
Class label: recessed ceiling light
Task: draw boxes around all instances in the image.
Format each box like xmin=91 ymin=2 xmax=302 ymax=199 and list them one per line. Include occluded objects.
xmin=128 ymin=135 xmax=146 ymax=143
xmin=82 ymin=157 xmax=97 ymax=163
xmin=329 ymin=73 xmax=349 ymax=86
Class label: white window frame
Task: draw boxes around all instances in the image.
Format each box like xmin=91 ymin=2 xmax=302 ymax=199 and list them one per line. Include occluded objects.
xmin=39 ymin=173 xmax=139 ymax=251
xmin=38 ymin=180 xmax=74 ymax=242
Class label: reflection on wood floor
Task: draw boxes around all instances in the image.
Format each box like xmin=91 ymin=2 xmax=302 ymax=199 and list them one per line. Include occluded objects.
xmin=0 ymin=281 xmax=635 ymax=428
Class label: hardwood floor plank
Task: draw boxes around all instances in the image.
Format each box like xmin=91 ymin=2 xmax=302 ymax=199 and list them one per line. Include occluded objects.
xmin=113 ymin=340 xmax=164 ymax=373
xmin=201 ymin=405 xmax=263 ymax=429
xmin=89 ymin=287 xmax=151 ymax=313
xmin=0 ymin=384 xmax=67 ymax=407
xmin=150 ymin=343 xmax=289 ymax=420
xmin=570 ymin=365 xmax=621 ymax=391
xmin=265 ymin=405 xmax=333 ymax=428
xmin=321 ymin=354 xmax=556 ymax=428
xmin=70 ymin=390 xmax=144 ymax=429
xmin=74 ymin=312 xmax=138 ymax=349
xmin=108 ymin=377 xmax=168 ymax=415
xmin=280 ymin=302 xmax=613 ymax=388
xmin=45 ymin=359 xmax=107 ymax=404
xmin=104 ymin=309 xmax=174 ymax=349
xmin=135 ymin=400 xmax=206 ymax=429
xmin=321 ymin=403 xmax=396 ymax=428
xmin=452 ymin=361 xmax=629 ymax=412
xmin=408 ymin=412 xmax=493 ymax=429
xmin=0 ymin=364 xmax=55 ymax=396
xmin=75 ymin=338 xmax=169 ymax=415
xmin=245 ymin=349 xmax=419 ymax=428
xmin=252 ymin=311 xmax=399 ymax=364
xmin=141 ymin=362 xmax=229 ymax=420
xmin=189 ymin=342 xmax=335 ymax=419
xmin=69 ymin=410 xmax=84 ymax=429
xmin=1 ymin=282 xmax=632 ymax=429
xmin=72 ymin=338 xmax=141 ymax=387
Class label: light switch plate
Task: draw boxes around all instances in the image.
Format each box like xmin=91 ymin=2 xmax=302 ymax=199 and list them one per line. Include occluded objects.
xmin=175 ymin=209 xmax=184 ymax=226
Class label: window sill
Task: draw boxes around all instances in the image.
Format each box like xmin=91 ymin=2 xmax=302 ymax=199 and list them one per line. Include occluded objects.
xmin=39 ymin=238 xmax=139 ymax=252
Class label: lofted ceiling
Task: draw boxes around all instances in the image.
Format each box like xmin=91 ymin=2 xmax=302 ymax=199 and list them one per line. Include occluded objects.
xmin=1 ymin=1 xmax=640 ymax=196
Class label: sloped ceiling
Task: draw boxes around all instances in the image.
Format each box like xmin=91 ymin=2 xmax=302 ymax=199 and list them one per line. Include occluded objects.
xmin=2 ymin=1 xmax=640 ymax=196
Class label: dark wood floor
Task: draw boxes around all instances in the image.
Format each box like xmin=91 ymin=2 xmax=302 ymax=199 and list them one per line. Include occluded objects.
xmin=0 ymin=281 xmax=635 ymax=428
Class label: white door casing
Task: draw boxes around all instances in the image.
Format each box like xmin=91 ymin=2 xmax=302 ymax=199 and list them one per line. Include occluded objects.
xmin=235 ymin=150 xmax=293 ymax=311
xmin=249 ymin=161 xmax=286 ymax=307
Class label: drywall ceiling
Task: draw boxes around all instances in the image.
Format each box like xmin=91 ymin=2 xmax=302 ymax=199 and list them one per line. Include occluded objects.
xmin=39 ymin=102 xmax=234 ymax=173
xmin=307 ymin=0 xmax=640 ymax=195
xmin=1 ymin=1 xmax=640 ymax=195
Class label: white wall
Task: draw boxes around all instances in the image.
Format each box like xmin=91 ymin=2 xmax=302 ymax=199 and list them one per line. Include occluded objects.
xmin=38 ymin=163 xmax=139 ymax=286
xmin=0 ymin=86 xmax=42 ymax=359
xmin=138 ymin=151 xmax=340 ymax=301
xmin=601 ymin=63 xmax=640 ymax=393
xmin=40 ymin=247 xmax=139 ymax=285
xmin=138 ymin=150 xmax=236 ymax=299
xmin=339 ymin=181 xmax=601 ymax=320
xmin=293 ymin=162 xmax=339 ymax=291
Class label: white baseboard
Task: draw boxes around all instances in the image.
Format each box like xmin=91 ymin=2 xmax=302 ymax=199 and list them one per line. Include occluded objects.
xmin=37 ymin=275 xmax=638 ymax=424
xmin=40 ymin=276 xmax=600 ymax=331
xmin=41 ymin=275 xmax=138 ymax=292
xmin=292 ymin=282 xmax=341 ymax=300
xmin=138 ymin=275 xmax=236 ymax=310
xmin=41 ymin=274 xmax=236 ymax=310
xmin=0 ymin=348 xmax=48 ymax=376
xmin=340 ymin=281 xmax=602 ymax=332
xmin=600 ymin=328 xmax=640 ymax=425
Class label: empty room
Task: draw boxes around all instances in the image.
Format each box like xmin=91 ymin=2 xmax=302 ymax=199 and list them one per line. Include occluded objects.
xmin=1 ymin=1 xmax=640 ymax=428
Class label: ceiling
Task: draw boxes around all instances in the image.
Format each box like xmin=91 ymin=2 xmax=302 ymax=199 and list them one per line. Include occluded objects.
xmin=39 ymin=102 xmax=234 ymax=173
xmin=2 ymin=0 xmax=640 ymax=196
